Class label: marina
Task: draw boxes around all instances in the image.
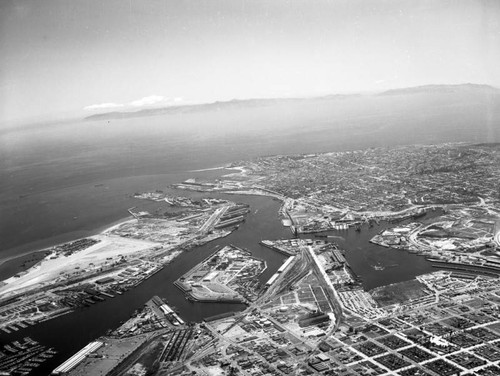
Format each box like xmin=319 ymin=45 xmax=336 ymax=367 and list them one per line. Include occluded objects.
xmin=0 ymin=337 xmax=57 ymax=375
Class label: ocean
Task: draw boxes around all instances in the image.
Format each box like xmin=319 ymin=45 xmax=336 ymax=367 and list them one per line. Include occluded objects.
xmin=2 ymin=93 xmax=498 ymax=261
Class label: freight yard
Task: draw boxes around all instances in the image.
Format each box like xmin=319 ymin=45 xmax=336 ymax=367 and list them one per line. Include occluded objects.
xmin=51 ymin=234 xmax=500 ymax=376
xmin=2 ymin=142 xmax=500 ymax=375
xmin=162 ymin=142 xmax=500 ymax=375
xmin=49 ymin=296 xmax=190 ymax=376
xmin=172 ymin=261 xmax=500 ymax=376
xmin=48 ymin=245 xmax=500 ymax=376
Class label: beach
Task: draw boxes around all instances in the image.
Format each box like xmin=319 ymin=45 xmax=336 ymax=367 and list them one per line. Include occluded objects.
xmin=0 ymin=215 xmax=136 ymax=281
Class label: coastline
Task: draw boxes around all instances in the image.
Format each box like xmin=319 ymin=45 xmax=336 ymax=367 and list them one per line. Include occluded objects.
xmin=221 ymin=166 xmax=247 ymax=177
xmin=0 ymin=215 xmax=135 ymax=281
xmin=0 ymin=200 xmax=245 ymax=292
xmin=0 ymin=249 xmax=48 ymax=268
xmin=0 ymin=165 xmax=237 ymax=283
xmin=0 ymin=250 xmax=49 ymax=282
xmin=95 ymin=215 xmax=136 ymax=235
xmin=188 ymin=166 xmax=227 ymax=172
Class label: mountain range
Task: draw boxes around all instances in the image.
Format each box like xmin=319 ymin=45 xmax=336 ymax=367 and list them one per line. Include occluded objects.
xmin=84 ymin=83 xmax=499 ymax=121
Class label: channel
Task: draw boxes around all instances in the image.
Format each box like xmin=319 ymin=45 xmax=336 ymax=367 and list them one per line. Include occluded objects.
xmin=0 ymin=193 xmax=438 ymax=375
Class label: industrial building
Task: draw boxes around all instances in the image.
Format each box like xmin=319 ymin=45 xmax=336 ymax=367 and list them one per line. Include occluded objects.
xmin=265 ymin=273 xmax=280 ymax=287
xmin=52 ymin=341 xmax=103 ymax=375
xmin=202 ymin=271 xmax=218 ymax=282
xmin=277 ymin=256 xmax=295 ymax=273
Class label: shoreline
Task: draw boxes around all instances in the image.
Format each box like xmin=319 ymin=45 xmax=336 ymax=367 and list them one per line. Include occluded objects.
xmin=95 ymin=215 xmax=136 ymax=234
xmin=0 ymin=215 xmax=135 ymax=281
xmin=0 ymin=166 xmax=235 ymax=282
xmin=0 ymin=215 xmax=134 ymax=266
xmin=188 ymin=166 xmax=227 ymax=172
xmin=0 ymin=166 xmax=233 ymax=265
xmin=0 ymin=214 xmax=134 ymax=268
xmin=0 ymin=249 xmax=48 ymax=268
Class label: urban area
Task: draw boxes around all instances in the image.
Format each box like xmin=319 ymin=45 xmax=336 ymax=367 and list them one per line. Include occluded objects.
xmin=1 ymin=142 xmax=500 ymax=376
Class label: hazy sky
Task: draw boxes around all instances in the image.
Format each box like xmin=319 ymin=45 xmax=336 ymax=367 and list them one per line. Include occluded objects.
xmin=1 ymin=0 xmax=499 ymax=123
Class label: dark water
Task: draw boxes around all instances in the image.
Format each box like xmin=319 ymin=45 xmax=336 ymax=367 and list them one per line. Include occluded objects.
xmin=0 ymin=193 xmax=290 ymax=375
xmin=310 ymin=210 xmax=445 ymax=290
xmin=0 ymin=192 xmax=440 ymax=375
xmin=316 ymin=224 xmax=435 ymax=291
xmin=2 ymin=93 xmax=498 ymax=259
xmin=0 ymin=170 xmax=230 ymax=263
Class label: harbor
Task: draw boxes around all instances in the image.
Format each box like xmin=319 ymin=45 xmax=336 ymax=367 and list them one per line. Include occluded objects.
xmin=0 ymin=193 xmax=440 ymax=375
xmin=0 ymin=337 xmax=57 ymax=376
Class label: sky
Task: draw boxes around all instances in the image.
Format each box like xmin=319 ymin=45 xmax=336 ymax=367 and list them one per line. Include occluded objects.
xmin=1 ymin=0 xmax=499 ymax=124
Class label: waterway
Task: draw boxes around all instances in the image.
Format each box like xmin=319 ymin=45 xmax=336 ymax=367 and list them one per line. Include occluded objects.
xmin=0 ymin=193 xmax=290 ymax=375
xmin=313 ymin=223 xmax=436 ymax=291
xmin=1 ymin=100 xmax=493 ymax=374
xmin=0 ymin=192 xmax=444 ymax=375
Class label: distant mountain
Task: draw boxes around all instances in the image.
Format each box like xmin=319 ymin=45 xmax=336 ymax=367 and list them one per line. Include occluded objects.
xmin=379 ymin=83 xmax=499 ymax=96
xmin=84 ymin=97 xmax=304 ymax=121
xmin=84 ymin=83 xmax=499 ymax=121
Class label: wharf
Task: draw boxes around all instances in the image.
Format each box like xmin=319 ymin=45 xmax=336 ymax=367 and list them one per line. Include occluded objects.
xmin=428 ymin=259 xmax=500 ymax=277
xmin=38 ymin=308 xmax=73 ymax=323
xmin=260 ymin=241 xmax=295 ymax=256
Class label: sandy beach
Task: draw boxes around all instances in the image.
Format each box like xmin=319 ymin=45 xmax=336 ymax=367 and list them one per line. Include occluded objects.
xmin=0 ymin=216 xmax=134 ymax=267
xmin=188 ymin=166 xmax=227 ymax=172
xmin=0 ymin=233 xmax=160 ymax=296
xmin=0 ymin=216 xmax=137 ymax=285
xmin=221 ymin=166 xmax=247 ymax=177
